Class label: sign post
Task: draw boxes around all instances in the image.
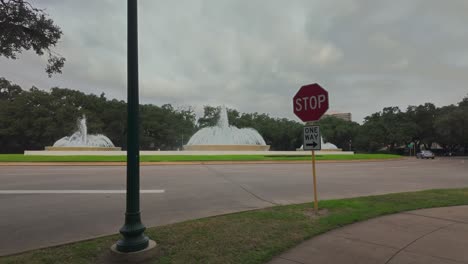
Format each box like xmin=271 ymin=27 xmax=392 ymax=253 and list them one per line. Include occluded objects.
xmin=303 ymin=125 xmax=321 ymax=211
xmin=293 ymin=83 xmax=329 ymax=213
xmin=312 ymin=149 xmax=317 ymax=211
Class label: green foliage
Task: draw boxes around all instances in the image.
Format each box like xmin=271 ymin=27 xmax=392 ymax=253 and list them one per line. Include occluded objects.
xmin=355 ymin=107 xmax=417 ymax=152
xmin=1 ymin=77 xmax=467 ymax=154
xmin=0 ymin=0 xmax=65 ymax=76
xmin=356 ymin=99 xmax=468 ymax=154
xmin=0 ymin=78 xmax=196 ymax=153
xmin=435 ymin=99 xmax=468 ymax=153
xmin=231 ymin=112 xmax=303 ymax=150
xmin=140 ymin=104 xmax=196 ymax=150
xmin=0 ymin=82 xmax=77 ymax=151
xmin=405 ymin=103 xmax=438 ymax=150
xmin=316 ymin=116 xmax=359 ymax=150
xmin=197 ymin=106 xmax=220 ymax=128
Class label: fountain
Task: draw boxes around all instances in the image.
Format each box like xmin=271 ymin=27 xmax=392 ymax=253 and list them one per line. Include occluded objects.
xmin=184 ymin=106 xmax=270 ymax=151
xmin=45 ymin=115 xmax=121 ymax=151
xmin=321 ymin=139 xmax=339 ymax=150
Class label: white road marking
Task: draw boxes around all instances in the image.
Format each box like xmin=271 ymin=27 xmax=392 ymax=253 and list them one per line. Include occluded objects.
xmin=0 ymin=190 xmax=165 ymax=194
xmin=331 ymin=164 xmax=380 ymax=167
xmin=2 ymin=173 xmax=92 ymax=176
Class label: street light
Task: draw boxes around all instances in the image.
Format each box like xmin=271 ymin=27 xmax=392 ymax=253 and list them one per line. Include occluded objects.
xmin=115 ymin=0 xmax=149 ymax=253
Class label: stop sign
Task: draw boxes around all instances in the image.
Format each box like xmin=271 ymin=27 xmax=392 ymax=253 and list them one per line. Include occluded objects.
xmin=293 ymin=83 xmax=329 ymax=122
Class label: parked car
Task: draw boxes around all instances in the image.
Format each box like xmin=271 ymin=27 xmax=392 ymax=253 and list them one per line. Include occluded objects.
xmin=416 ymin=150 xmax=435 ymax=159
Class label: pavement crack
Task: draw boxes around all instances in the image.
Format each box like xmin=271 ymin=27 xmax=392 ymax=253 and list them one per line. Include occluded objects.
xmin=384 ymin=222 xmax=456 ymax=264
xmin=402 ymin=211 xmax=468 ymax=224
xmin=203 ymin=165 xmax=280 ymax=206
xmin=238 ymin=183 xmax=281 ymax=206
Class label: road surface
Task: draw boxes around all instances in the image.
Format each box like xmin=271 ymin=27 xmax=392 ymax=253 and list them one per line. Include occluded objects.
xmin=0 ymin=158 xmax=467 ymax=255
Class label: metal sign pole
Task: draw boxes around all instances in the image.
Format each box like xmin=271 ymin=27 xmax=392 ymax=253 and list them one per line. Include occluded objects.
xmin=312 ymin=150 xmax=318 ymax=212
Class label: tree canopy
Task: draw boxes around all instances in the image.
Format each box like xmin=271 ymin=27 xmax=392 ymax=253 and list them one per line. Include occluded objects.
xmin=0 ymin=0 xmax=65 ymax=76
xmin=0 ymin=78 xmax=196 ymax=152
xmin=0 ymin=77 xmax=467 ymax=154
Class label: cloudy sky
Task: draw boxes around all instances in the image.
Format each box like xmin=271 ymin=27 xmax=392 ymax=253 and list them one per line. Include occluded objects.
xmin=1 ymin=0 xmax=467 ymax=122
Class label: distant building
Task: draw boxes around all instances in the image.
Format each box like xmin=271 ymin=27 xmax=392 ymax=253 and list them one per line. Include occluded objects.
xmin=324 ymin=112 xmax=352 ymax=122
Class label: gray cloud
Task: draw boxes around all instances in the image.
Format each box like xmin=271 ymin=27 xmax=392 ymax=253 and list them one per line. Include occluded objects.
xmin=1 ymin=0 xmax=467 ymax=122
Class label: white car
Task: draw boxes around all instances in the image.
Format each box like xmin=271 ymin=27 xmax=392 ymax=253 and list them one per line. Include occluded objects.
xmin=416 ymin=150 xmax=435 ymax=159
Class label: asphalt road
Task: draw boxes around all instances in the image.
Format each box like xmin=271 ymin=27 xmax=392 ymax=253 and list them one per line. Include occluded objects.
xmin=0 ymin=158 xmax=467 ymax=256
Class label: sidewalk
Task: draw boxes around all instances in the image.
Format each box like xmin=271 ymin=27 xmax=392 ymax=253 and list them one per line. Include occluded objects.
xmin=269 ymin=206 xmax=468 ymax=264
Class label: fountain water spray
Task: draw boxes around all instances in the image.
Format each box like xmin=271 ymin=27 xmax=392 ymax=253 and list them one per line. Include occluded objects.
xmin=185 ymin=106 xmax=269 ymax=151
xmin=52 ymin=115 xmax=116 ymax=148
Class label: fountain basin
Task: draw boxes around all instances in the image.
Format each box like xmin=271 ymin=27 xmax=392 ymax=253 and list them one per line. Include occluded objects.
xmin=45 ymin=146 xmax=121 ymax=151
xmin=296 ymin=148 xmax=342 ymax=151
xmin=183 ymin=144 xmax=270 ymax=151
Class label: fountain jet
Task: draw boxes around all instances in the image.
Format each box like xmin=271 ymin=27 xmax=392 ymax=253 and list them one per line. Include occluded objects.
xmin=184 ymin=106 xmax=270 ymax=151
xmin=46 ymin=115 xmax=120 ymax=151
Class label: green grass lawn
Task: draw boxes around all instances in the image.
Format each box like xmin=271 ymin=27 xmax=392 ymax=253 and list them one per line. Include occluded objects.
xmin=1 ymin=188 xmax=467 ymax=264
xmin=0 ymin=153 xmax=401 ymax=162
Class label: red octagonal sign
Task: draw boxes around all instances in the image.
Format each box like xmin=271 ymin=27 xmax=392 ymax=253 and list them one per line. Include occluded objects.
xmin=293 ymin=83 xmax=329 ymax=122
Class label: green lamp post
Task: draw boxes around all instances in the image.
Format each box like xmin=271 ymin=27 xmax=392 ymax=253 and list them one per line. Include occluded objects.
xmin=115 ymin=0 xmax=150 ymax=252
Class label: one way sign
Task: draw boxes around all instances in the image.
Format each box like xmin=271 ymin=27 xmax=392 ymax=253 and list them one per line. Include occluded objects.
xmin=303 ymin=125 xmax=321 ymax=151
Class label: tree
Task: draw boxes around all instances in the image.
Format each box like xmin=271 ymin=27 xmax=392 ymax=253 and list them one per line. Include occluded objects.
xmin=458 ymin=94 xmax=468 ymax=108
xmin=2 ymin=76 xmax=467 ymax=154
xmin=231 ymin=111 xmax=303 ymax=150
xmin=197 ymin=106 xmax=220 ymax=128
xmin=354 ymin=107 xmax=416 ymax=153
xmin=140 ymin=104 xmax=196 ymax=150
xmin=0 ymin=77 xmax=22 ymax=100
xmin=0 ymin=78 xmax=200 ymax=153
xmin=354 ymin=112 xmax=386 ymax=152
xmin=380 ymin=107 xmax=416 ymax=150
xmin=0 ymin=0 xmax=65 ymax=76
xmin=316 ymin=116 xmax=360 ymax=151
xmin=406 ymin=103 xmax=437 ymax=150
xmin=456 ymin=96 xmax=468 ymax=154
xmin=435 ymin=105 xmax=462 ymax=153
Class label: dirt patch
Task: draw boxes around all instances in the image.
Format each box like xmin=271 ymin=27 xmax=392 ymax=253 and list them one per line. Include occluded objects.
xmin=303 ymin=208 xmax=329 ymax=219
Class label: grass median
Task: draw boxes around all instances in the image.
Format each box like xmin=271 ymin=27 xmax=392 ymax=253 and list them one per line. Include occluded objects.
xmin=0 ymin=153 xmax=400 ymax=163
xmin=2 ymin=188 xmax=468 ymax=264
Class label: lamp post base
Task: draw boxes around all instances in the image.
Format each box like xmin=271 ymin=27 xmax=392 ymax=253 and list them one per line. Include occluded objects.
xmin=116 ymin=234 xmax=149 ymax=253
xmin=109 ymin=240 xmax=158 ymax=264
xmin=116 ymin=212 xmax=149 ymax=252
